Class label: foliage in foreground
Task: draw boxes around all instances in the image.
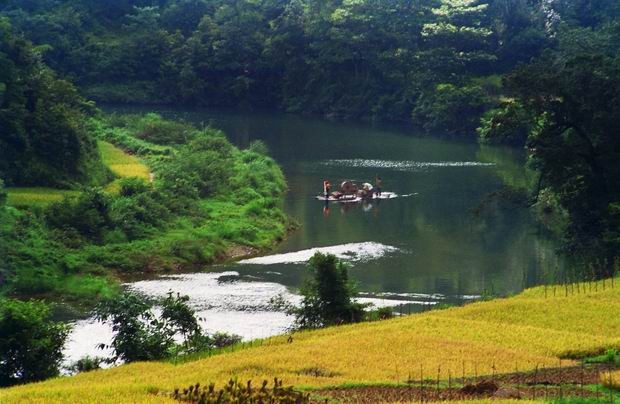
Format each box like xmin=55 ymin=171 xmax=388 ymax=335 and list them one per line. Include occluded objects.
xmin=0 ymin=299 xmax=69 ymax=387
xmin=169 ymin=378 xmax=309 ymax=404
xmin=275 ymin=252 xmax=365 ymax=330
xmin=94 ymin=291 xmax=241 ymax=364
xmin=2 ymin=277 xmax=618 ymax=402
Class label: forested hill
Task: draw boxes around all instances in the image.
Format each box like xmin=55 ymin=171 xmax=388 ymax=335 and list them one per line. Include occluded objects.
xmin=1 ymin=0 xmax=617 ymax=131
xmin=0 ymin=19 xmax=110 ymax=188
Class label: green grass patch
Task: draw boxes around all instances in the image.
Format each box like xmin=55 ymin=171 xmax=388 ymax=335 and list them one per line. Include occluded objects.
xmin=584 ymin=349 xmax=620 ymax=366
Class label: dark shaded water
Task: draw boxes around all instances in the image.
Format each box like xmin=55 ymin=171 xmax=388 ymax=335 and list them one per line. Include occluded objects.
xmin=118 ymin=106 xmax=561 ymax=298
xmin=63 ymin=107 xmax=562 ymax=364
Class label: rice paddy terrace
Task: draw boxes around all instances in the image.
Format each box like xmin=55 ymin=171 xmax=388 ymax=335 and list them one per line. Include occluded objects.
xmin=6 ymin=141 xmax=150 ymax=208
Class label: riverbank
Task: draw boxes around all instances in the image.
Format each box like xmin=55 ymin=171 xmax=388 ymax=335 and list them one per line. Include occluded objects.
xmin=2 ymin=277 xmax=617 ymax=403
xmin=0 ymin=114 xmax=291 ymax=306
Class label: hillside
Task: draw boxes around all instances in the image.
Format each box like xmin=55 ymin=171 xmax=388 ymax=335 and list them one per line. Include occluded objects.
xmin=0 ymin=114 xmax=289 ymax=303
xmin=0 ymin=19 xmax=110 ymax=189
xmin=1 ymin=278 xmax=618 ymax=403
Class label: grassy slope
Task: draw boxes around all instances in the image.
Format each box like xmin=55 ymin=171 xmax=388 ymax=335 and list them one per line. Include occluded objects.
xmin=2 ymin=278 xmax=618 ymax=403
xmin=6 ymin=142 xmax=150 ymax=207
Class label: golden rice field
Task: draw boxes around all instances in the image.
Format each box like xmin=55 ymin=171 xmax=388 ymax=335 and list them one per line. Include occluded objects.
xmin=5 ymin=143 xmax=150 ymax=206
xmin=98 ymin=140 xmax=150 ymax=180
xmin=6 ymin=188 xmax=79 ymax=208
xmin=1 ymin=278 xmax=619 ymax=403
xmin=602 ymin=370 xmax=620 ymax=390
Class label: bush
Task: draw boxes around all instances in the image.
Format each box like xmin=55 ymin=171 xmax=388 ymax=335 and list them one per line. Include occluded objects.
xmin=159 ymin=132 xmax=236 ymax=198
xmin=109 ymin=191 xmax=170 ymax=240
xmin=45 ymin=188 xmax=111 ymax=243
xmin=94 ymin=292 xmax=175 ymax=363
xmin=291 ymin=252 xmax=366 ymax=329
xmin=118 ymin=177 xmax=150 ymax=197
xmin=247 ymin=140 xmax=269 ymax=156
xmin=133 ymin=113 xmax=196 ymax=145
xmin=0 ymin=299 xmax=70 ymax=386
xmin=66 ymin=356 xmax=104 ymax=374
xmin=170 ymin=378 xmax=309 ymax=403
xmin=94 ymin=291 xmax=240 ymax=363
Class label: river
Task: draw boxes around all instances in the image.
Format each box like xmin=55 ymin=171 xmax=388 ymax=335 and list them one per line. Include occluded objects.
xmin=63 ymin=107 xmax=563 ymax=365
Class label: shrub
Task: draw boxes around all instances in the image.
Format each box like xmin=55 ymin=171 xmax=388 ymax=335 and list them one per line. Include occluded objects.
xmin=0 ymin=299 xmax=70 ymax=386
xmin=45 ymin=188 xmax=112 ymax=243
xmin=247 ymin=140 xmax=270 ymax=155
xmin=94 ymin=291 xmax=241 ymax=363
xmin=159 ymin=133 xmax=236 ymax=198
xmin=170 ymin=378 xmax=309 ymax=403
xmin=291 ymin=252 xmax=366 ymax=329
xmin=118 ymin=177 xmax=150 ymax=197
xmin=109 ymin=191 xmax=170 ymax=240
xmin=66 ymin=356 xmax=104 ymax=374
xmin=210 ymin=332 xmax=242 ymax=349
xmin=94 ymin=292 xmax=175 ymax=363
xmin=133 ymin=113 xmax=196 ymax=145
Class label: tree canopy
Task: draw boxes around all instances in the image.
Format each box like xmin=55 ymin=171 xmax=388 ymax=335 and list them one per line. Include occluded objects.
xmin=0 ymin=18 xmax=109 ymax=187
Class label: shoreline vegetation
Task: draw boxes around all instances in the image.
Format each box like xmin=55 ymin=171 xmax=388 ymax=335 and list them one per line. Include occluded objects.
xmin=1 ymin=113 xmax=291 ymax=306
xmin=1 ymin=276 xmax=618 ymax=403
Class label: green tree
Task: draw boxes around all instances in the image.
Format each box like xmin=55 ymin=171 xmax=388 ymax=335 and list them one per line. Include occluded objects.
xmin=94 ymin=292 xmax=176 ymax=363
xmin=413 ymin=83 xmax=489 ymax=134
xmin=0 ymin=18 xmax=109 ymax=188
xmin=94 ymin=291 xmax=240 ymax=363
xmin=0 ymin=299 xmax=70 ymax=386
xmin=292 ymin=252 xmax=365 ymax=329
xmin=506 ymin=53 xmax=620 ymax=262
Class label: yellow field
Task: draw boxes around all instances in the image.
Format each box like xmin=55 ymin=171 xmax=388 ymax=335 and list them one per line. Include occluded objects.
xmin=6 ymin=143 xmax=150 ymax=206
xmin=1 ymin=278 xmax=619 ymax=403
xmin=6 ymin=188 xmax=79 ymax=208
xmin=98 ymin=140 xmax=150 ymax=180
xmin=602 ymin=370 xmax=620 ymax=390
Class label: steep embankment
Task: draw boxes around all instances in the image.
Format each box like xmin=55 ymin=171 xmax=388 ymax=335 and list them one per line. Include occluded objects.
xmin=1 ymin=278 xmax=618 ymax=403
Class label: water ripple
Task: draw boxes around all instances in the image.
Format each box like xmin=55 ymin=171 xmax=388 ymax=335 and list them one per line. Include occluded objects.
xmin=321 ymin=159 xmax=495 ymax=171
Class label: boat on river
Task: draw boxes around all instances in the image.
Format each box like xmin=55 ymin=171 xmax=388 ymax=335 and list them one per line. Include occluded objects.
xmin=315 ymin=180 xmax=397 ymax=203
xmin=315 ymin=192 xmax=398 ymax=202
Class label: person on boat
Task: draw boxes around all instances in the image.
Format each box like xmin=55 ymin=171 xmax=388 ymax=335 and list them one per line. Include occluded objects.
xmin=375 ymin=175 xmax=382 ymax=196
xmin=323 ymin=180 xmax=331 ymax=199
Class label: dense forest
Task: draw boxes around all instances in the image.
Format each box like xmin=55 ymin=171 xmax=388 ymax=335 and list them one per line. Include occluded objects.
xmin=2 ymin=0 xmax=618 ymax=267
xmin=1 ymin=0 xmax=615 ymax=126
